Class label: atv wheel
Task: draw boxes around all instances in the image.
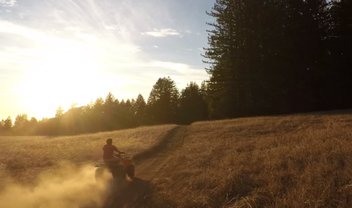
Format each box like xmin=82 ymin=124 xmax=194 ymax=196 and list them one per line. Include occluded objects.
xmin=126 ymin=165 xmax=135 ymax=179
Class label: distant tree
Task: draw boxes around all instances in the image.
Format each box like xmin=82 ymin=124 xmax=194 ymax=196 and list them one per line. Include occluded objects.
xmin=147 ymin=77 xmax=179 ymax=124
xmin=14 ymin=114 xmax=29 ymax=134
xmin=94 ymin=97 xmax=105 ymax=112
xmin=55 ymin=106 xmax=64 ymax=118
xmin=104 ymin=92 xmax=117 ymax=107
xmin=36 ymin=117 xmax=59 ymax=135
xmin=103 ymin=92 xmax=119 ymax=130
xmin=178 ymin=82 xmax=208 ymax=124
xmin=132 ymin=94 xmax=147 ymax=125
xmin=28 ymin=117 xmax=38 ymax=134
xmin=4 ymin=116 xmax=12 ymax=130
xmin=91 ymin=97 xmax=105 ymax=131
xmin=117 ymin=99 xmax=135 ymax=128
xmin=60 ymin=106 xmax=85 ymax=134
xmin=0 ymin=119 xmax=4 ymax=133
xmin=30 ymin=117 xmax=37 ymax=123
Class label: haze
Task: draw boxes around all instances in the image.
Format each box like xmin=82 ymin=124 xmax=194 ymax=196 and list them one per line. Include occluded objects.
xmin=0 ymin=0 xmax=213 ymax=119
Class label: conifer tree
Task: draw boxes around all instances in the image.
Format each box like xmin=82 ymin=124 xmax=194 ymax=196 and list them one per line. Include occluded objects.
xmin=178 ymin=82 xmax=208 ymax=124
xmin=147 ymin=77 xmax=179 ymax=124
xmin=204 ymin=0 xmax=332 ymax=118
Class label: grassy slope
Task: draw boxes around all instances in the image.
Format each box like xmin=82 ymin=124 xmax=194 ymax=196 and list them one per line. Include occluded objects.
xmin=139 ymin=112 xmax=352 ymax=207
xmin=0 ymin=124 xmax=176 ymax=184
xmin=2 ymin=112 xmax=352 ymax=207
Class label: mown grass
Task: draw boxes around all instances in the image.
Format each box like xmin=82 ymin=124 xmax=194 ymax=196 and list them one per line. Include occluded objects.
xmin=0 ymin=124 xmax=176 ymax=184
xmin=147 ymin=112 xmax=352 ymax=207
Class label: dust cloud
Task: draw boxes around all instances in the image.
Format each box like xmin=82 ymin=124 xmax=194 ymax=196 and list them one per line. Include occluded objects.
xmin=0 ymin=162 xmax=110 ymax=208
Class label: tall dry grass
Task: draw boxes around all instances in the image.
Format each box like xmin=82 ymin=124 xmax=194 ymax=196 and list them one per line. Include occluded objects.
xmin=0 ymin=124 xmax=176 ymax=184
xmin=145 ymin=112 xmax=352 ymax=207
xmin=0 ymin=124 xmax=177 ymax=208
xmin=2 ymin=112 xmax=352 ymax=207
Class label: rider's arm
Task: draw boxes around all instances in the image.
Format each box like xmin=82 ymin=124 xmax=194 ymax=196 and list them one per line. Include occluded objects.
xmin=113 ymin=145 xmax=124 ymax=154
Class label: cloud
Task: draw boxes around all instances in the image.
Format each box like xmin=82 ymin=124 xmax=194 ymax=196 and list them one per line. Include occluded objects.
xmin=0 ymin=0 xmax=16 ymax=7
xmin=0 ymin=0 xmax=209 ymax=119
xmin=105 ymin=60 xmax=208 ymax=99
xmin=0 ymin=18 xmax=143 ymax=118
xmin=109 ymin=60 xmax=207 ymax=79
xmin=142 ymin=28 xmax=180 ymax=38
xmin=0 ymin=20 xmax=52 ymax=44
xmin=147 ymin=61 xmax=208 ymax=85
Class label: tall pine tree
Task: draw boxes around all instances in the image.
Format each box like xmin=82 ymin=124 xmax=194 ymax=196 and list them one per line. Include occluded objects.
xmin=147 ymin=77 xmax=179 ymax=124
xmin=204 ymin=0 xmax=332 ymax=118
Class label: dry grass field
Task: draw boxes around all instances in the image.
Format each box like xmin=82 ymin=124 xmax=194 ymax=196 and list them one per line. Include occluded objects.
xmin=0 ymin=124 xmax=176 ymax=184
xmin=1 ymin=111 xmax=352 ymax=208
xmin=138 ymin=111 xmax=352 ymax=208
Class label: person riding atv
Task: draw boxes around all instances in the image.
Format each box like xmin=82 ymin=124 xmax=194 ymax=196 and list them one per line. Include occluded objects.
xmin=95 ymin=138 xmax=135 ymax=182
xmin=103 ymin=138 xmax=124 ymax=162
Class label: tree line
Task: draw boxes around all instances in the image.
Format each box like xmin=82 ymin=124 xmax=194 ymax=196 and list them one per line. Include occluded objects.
xmin=1 ymin=0 xmax=351 ymax=135
xmin=0 ymin=77 xmax=208 ymax=135
xmin=204 ymin=0 xmax=352 ymax=118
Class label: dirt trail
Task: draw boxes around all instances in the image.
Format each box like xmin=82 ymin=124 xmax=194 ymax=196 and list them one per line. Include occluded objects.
xmin=100 ymin=125 xmax=187 ymax=208
xmin=135 ymin=125 xmax=187 ymax=180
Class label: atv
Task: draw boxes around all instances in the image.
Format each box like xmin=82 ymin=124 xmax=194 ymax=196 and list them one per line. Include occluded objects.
xmin=95 ymin=153 xmax=135 ymax=183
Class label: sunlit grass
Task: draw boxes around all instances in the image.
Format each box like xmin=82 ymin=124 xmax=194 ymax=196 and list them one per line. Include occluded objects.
xmin=144 ymin=112 xmax=352 ymax=207
xmin=2 ymin=112 xmax=352 ymax=207
xmin=0 ymin=124 xmax=176 ymax=184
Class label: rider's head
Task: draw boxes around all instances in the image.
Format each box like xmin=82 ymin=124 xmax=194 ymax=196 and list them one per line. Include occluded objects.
xmin=106 ymin=138 xmax=113 ymax=145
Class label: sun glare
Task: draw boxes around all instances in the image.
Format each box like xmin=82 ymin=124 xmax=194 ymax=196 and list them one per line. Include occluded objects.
xmin=17 ymin=41 xmax=107 ymax=119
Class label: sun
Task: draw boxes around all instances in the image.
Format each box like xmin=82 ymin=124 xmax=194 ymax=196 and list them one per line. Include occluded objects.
xmin=17 ymin=41 xmax=107 ymax=119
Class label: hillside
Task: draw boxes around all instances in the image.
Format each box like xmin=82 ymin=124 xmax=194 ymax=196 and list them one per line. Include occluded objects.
xmin=0 ymin=125 xmax=177 ymax=184
xmin=136 ymin=111 xmax=352 ymax=207
xmin=1 ymin=111 xmax=352 ymax=207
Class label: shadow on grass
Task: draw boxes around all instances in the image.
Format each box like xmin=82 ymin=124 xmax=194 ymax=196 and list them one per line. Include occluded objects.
xmin=97 ymin=177 xmax=173 ymax=208
xmin=102 ymin=178 xmax=151 ymax=208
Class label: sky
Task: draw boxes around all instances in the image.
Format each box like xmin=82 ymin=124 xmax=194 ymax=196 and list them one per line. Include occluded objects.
xmin=0 ymin=0 xmax=215 ymax=120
